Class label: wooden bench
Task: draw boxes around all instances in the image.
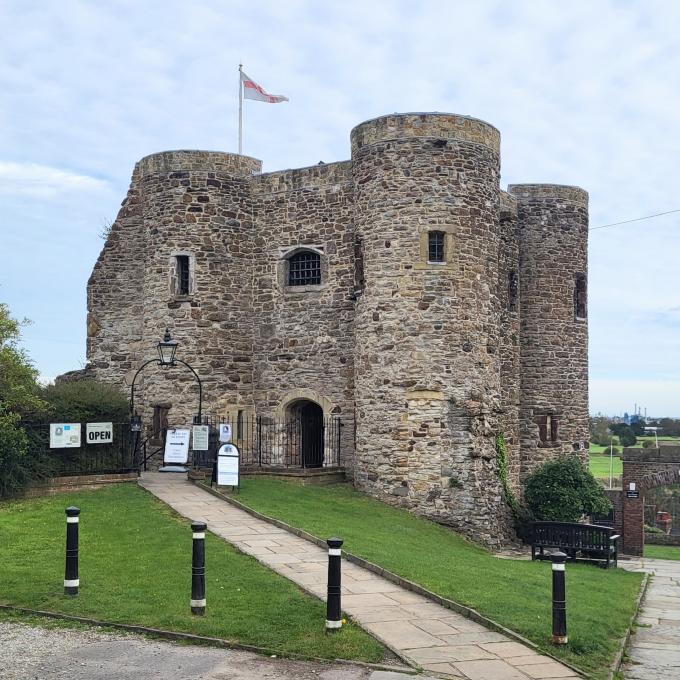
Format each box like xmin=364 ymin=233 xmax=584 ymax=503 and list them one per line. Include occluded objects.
xmin=530 ymin=521 xmax=620 ymax=568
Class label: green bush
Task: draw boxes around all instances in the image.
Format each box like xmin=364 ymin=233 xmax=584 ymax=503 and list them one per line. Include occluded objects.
xmin=642 ymin=439 xmax=655 ymax=449
xmin=43 ymin=380 xmax=128 ymax=422
xmin=524 ymin=456 xmax=612 ymax=523
xmin=0 ymin=410 xmax=51 ymax=497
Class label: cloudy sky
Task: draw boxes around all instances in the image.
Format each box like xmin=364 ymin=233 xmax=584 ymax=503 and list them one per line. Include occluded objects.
xmin=1 ymin=0 xmax=679 ymax=416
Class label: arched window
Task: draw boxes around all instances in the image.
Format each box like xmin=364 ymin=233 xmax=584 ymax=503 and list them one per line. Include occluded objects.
xmin=428 ymin=231 xmax=445 ymax=262
xmin=574 ymin=274 xmax=587 ymax=319
xmin=288 ymin=250 xmax=321 ymax=286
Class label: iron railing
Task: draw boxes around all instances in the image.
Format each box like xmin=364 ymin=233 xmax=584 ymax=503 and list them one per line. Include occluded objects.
xmin=193 ymin=415 xmax=342 ymax=470
xmin=22 ymin=422 xmax=137 ymax=477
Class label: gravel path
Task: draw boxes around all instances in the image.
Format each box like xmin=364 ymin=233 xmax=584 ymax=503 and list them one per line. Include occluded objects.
xmin=0 ymin=621 xmax=414 ymax=680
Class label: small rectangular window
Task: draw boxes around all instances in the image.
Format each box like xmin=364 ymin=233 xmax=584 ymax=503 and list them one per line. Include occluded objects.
xmin=176 ymin=256 xmax=190 ymax=295
xmin=508 ymin=270 xmax=518 ymax=311
xmin=428 ymin=231 xmax=445 ymax=262
xmin=575 ymin=274 xmax=587 ymax=319
xmin=354 ymin=236 xmax=365 ymax=291
xmin=236 ymin=409 xmax=243 ymax=440
xmin=538 ymin=414 xmax=559 ymax=443
xmin=288 ymin=251 xmax=321 ymax=286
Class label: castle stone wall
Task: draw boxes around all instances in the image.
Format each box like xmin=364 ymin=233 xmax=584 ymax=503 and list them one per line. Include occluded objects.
xmin=510 ymin=184 xmax=589 ymax=480
xmin=250 ymin=162 xmax=357 ymax=468
xmin=85 ymin=112 xmax=589 ymax=548
xmin=87 ymin=167 xmax=145 ymax=392
xmin=351 ymin=114 xmax=513 ymax=546
xmin=136 ymin=151 xmax=261 ymax=426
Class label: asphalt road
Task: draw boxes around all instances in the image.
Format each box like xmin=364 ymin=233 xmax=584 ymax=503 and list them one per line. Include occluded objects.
xmin=0 ymin=622 xmax=417 ymax=680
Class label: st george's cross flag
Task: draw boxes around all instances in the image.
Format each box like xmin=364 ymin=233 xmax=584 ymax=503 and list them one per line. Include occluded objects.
xmin=240 ymin=71 xmax=289 ymax=103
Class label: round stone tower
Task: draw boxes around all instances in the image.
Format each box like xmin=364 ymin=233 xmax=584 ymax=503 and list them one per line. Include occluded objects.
xmin=508 ymin=184 xmax=589 ymax=479
xmin=135 ymin=150 xmax=262 ymax=426
xmin=351 ymin=113 xmax=513 ymax=546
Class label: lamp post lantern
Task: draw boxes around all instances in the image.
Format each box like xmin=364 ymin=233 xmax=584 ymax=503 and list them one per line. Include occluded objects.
xmin=157 ymin=328 xmax=179 ymax=366
xmin=129 ymin=328 xmax=203 ymax=434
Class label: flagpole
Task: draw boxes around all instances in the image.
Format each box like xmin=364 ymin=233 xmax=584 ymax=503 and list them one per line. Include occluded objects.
xmin=238 ymin=63 xmax=243 ymax=155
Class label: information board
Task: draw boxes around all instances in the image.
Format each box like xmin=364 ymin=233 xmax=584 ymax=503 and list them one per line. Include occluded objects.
xmin=219 ymin=423 xmax=232 ymax=443
xmin=164 ymin=429 xmax=190 ymax=464
xmin=216 ymin=444 xmax=240 ymax=487
xmin=192 ymin=425 xmax=210 ymax=451
xmin=86 ymin=422 xmax=113 ymax=445
xmin=50 ymin=423 xmax=81 ymax=449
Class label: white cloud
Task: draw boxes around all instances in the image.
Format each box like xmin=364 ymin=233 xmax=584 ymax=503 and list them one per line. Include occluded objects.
xmin=1 ymin=0 xmax=680 ymax=414
xmin=0 ymin=161 xmax=108 ymax=198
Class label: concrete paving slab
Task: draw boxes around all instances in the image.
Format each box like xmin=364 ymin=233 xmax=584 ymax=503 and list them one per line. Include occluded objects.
xmin=139 ymin=473 xmax=576 ymax=680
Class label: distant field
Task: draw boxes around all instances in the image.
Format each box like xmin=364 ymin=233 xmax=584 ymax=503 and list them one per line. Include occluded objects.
xmin=589 ymin=454 xmax=622 ymax=479
xmin=588 ymin=437 xmax=680 ymax=479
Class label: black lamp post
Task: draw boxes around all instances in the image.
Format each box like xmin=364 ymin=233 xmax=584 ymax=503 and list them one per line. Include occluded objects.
xmin=129 ymin=328 xmax=203 ymax=431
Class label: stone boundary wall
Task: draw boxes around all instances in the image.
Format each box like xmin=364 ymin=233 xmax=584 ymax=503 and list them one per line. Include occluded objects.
xmin=644 ymin=532 xmax=680 ymax=546
xmin=621 ymin=447 xmax=680 ymax=554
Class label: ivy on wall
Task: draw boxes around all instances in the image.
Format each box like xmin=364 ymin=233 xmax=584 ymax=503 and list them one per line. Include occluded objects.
xmin=495 ymin=432 xmax=524 ymax=522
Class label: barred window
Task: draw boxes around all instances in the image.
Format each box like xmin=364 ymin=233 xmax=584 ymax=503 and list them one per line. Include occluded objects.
xmin=288 ymin=251 xmax=321 ymax=286
xmin=176 ymin=255 xmax=190 ymax=295
xmin=574 ymin=274 xmax=587 ymax=319
xmin=428 ymin=231 xmax=445 ymax=262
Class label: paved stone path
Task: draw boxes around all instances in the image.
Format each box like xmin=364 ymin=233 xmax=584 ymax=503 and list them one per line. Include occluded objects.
xmin=620 ymin=556 xmax=680 ymax=679
xmin=140 ymin=473 xmax=579 ymax=679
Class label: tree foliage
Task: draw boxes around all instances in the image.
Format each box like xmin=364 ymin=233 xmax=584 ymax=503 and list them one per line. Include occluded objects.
xmin=0 ymin=303 xmax=52 ymax=496
xmin=589 ymin=416 xmax=612 ymax=446
xmin=0 ymin=303 xmax=46 ymax=416
xmin=523 ymin=456 xmax=612 ymax=523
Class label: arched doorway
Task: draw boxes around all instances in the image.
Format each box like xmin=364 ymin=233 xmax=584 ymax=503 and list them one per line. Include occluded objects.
xmin=288 ymin=399 xmax=324 ymax=468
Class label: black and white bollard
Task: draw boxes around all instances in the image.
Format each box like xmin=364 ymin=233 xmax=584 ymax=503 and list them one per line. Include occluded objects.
xmin=191 ymin=521 xmax=207 ymax=616
xmin=551 ymin=551 xmax=568 ymax=645
xmin=326 ymin=537 xmax=343 ymax=632
xmin=64 ymin=506 xmax=80 ymax=596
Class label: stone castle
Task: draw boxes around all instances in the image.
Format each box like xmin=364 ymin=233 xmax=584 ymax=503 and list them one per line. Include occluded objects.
xmin=87 ymin=112 xmax=589 ymax=546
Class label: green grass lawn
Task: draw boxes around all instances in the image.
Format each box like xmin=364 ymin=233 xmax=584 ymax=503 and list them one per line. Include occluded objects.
xmin=0 ymin=485 xmax=384 ymax=663
xmin=228 ymin=478 xmax=643 ymax=678
xmin=644 ymin=544 xmax=680 ymax=561
xmin=588 ymin=453 xmax=622 ymax=479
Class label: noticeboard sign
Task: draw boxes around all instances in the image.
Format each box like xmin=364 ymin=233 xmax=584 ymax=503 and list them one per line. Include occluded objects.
xmin=86 ymin=422 xmax=113 ymax=445
xmin=216 ymin=444 xmax=239 ymax=487
xmin=164 ymin=429 xmax=190 ymax=464
xmin=192 ymin=425 xmax=209 ymax=451
xmin=219 ymin=423 xmax=232 ymax=443
xmin=50 ymin=423 xmax=82 ymax=449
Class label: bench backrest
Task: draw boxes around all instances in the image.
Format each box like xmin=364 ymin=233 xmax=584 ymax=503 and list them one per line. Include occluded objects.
xmin=531 ymin=522 xmax=614 ymax=550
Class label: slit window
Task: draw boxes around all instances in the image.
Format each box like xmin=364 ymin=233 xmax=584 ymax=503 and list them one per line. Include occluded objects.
xmin=538 ymin=414 xmax=559 ymax=443
xmin=354 ymin=236 xmax=365 ymax=291
xmin=176 ymin=255 xmax=190 ymax=295
xmin=574 ymin=274 xmax=587 ymax=319
xmin=428 ymin=231 xmax=445 ymax=262
xmin=236 ymin=410 xmax=244 ymax=440
xmin=508 ymin=270 xmax=518 ymax=311
xmin=288 ymin=251 xmax=321 ymax=286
